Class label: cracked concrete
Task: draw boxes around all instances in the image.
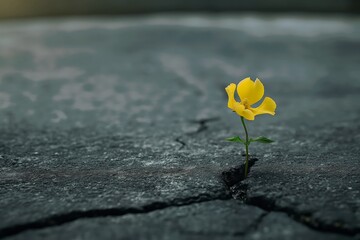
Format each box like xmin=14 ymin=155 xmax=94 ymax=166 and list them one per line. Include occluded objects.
xmin=223 ymin=160 xmax=358 ymax=238
xmin=2 ymin=200 xmax=351 ymax=240
xmin=0 ymin=14 xmax=360 ymax=239
xmin=187 ymin=118 xmax=220 ymax=136
xmin=0 ymin=194 xmax=231 ymax=238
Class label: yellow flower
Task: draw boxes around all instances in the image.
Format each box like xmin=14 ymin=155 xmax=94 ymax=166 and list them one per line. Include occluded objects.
xmin=225 ymin=77 xmax=276 ymax=121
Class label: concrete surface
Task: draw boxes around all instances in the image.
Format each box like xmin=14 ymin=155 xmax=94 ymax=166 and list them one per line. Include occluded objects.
xmin=0 ymin=14 xmax=359 ymax=239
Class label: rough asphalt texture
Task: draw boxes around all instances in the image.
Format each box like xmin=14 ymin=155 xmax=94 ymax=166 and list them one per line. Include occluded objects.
xmin=0 ymin=15 xmax=359 ymax=239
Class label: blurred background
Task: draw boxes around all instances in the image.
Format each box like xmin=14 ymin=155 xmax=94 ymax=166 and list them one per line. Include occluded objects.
xmin=0 ymin=0 xmax=359 ymax=19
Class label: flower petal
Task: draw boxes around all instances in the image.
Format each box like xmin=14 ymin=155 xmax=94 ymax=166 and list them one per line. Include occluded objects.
xmin=251 ymin=97 xmax=277 ymax=116
xmin=237 ymin=77 xmax=264 ymax=105
xmin=234 ymin=102 xmax=255 ymax=120
xmin=242 ymin=109 xmax=255 ymax=120
xmin=225 ymin=83 xmax=237 ymax=110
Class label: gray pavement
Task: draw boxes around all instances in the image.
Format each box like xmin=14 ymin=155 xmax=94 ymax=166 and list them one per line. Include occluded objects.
xmin=0 ymin=14 xmax=359 ymax=239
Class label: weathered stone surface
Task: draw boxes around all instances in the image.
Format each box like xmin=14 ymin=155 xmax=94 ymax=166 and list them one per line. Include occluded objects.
xmin=6 ymin=200 xmax=262 ymax=240
xmin=246 ymin=212 xmax=353 ymax=240
xmin=5 ymin=200 xmax=351 ymax=240
xmin=0 ymin=15 xmax=359 ymax=239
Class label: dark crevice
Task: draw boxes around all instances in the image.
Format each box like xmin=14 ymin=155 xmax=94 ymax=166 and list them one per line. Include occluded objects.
xmin=174 ymin=137 xmax=186 ymax=150
xmin=174 ymin=117 xmax=219 ymax=149
xmin=222 ymin=158 xmax=258 ymax=188
xmin=0 ymin=193 xmax=231 ymax=239
xmin=240 ymin=212 xmax=269 ymax=236
xmin=221 ymin=157 xmax=258 ymax=202
xmin=187 ymin=117 xmax=219 ymax=135
xmin=221 ymin=159 xmax=268 ymax=237
xmin=221 ymin=161 xmax=359 ymax=237
xmin=245 ymin=195 xmax=359 ymax=236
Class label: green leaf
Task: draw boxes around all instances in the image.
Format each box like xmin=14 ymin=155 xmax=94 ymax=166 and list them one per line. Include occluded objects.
xmin=250 ymin=136 xmax=274 ymax=144
xmin=226 ymin=136 xmax=246 ymax=144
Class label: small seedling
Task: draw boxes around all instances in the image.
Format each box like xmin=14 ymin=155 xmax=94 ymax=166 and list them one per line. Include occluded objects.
xmin=225 ymin=77 xmax=277 ymax=178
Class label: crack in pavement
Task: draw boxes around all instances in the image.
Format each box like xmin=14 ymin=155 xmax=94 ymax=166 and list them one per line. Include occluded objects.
xmin=245 ymin=194 xmax=359 ymax=236
xmin=174 ymin=137 xmax=186 ymax=150
xmin=187 ymin=117 xmax=219 ymax=136
xmin=0 ymin=193 xmax=232 ymax=239
xmin=173 ymin=211 xmax=269 ymax=238
xmin=173 ymin=117 xmax=219 ymax=150
xmin=221 ymin=162 xmax=360 ymax=237
xmin=2 ymin=153 xmax=355 ymax=239
xmin=4 ymin=120 xmax=355 ymax=238
xmin=237 ymin=212 xmax=269 ymax=237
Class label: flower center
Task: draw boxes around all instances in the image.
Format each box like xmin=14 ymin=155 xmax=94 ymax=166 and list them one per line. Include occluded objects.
xmin=242 ymin=98 xmax=250 ymax=109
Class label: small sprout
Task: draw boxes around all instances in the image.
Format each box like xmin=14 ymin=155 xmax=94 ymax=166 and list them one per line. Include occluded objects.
xmin=226 ymin=136 xmax=246 ymax=144
xmin=225 ymin=77 xmax=277 ymax=178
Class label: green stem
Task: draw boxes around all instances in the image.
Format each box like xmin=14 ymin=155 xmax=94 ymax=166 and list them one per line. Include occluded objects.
xmin=241 ymin=117 xmax=249 ymax=178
